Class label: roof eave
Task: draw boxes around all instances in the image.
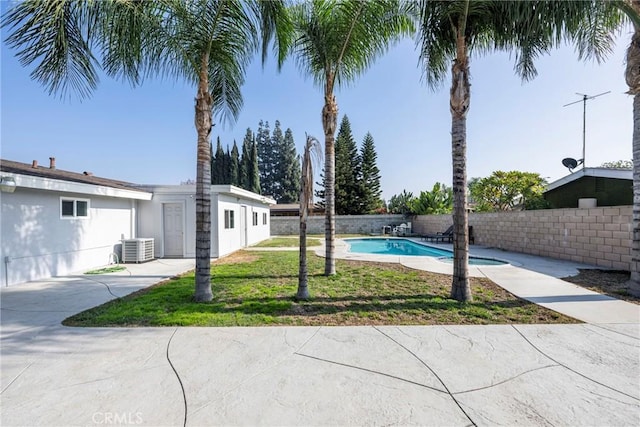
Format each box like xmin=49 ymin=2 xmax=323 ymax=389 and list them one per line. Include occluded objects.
xmin=4 ymin=173 xmax=153 ymax=200
xmin=545 ymin=168 xmax=632 ymax=193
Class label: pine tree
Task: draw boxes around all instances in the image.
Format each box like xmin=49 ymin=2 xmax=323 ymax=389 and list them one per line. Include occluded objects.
xmin=360 ymin=132 xmax=383 ymax=213
xmin=230 ymin=140 xmax=240 ymax=186
xmin=278 ymin=127 xmax=301 ymax=203
xmin=314 ymin=172 xmax=326 ymax=208
xmin=334 ymin=115 xmax=360 ymax=214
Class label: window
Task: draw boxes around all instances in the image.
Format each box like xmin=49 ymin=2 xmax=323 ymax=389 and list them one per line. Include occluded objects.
xmin=61 ymin=198 xmax=89 ymax=218
xmin=262 ymin=212 xmax=267 ymax=225
xmin=224 ymin=209 xmax=235 ymax=229
xmin=252 ymin=212 xmax=258 ymax=226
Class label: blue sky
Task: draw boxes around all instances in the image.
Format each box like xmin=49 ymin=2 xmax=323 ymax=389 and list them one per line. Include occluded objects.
xmin=1 ymin=24 xmax=633 ymax=202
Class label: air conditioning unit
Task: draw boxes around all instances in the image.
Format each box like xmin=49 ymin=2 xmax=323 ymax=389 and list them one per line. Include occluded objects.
xmin=122 ymin=238 xmax=154 ymax=263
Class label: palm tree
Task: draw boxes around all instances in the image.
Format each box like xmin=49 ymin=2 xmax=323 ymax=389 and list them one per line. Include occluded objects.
xmin=2 ymin=0 xmax=290 ymax=302
xmin=290 ymin=0 xmax=413 ymax=275
xmin=620 ymin=0 xmax=640 ymax=296
xmin=297 ymin=133 xmax=322 ymax=300
xmin=414 ymin=0 xmax=622 ymax=301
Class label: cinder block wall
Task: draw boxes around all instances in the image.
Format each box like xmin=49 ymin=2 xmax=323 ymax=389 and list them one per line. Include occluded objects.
xmin=413 ymin=206 xmax=632 ymax=270
xmin=271 ymin=214 xmax=405 ymax=236
xmin=411 ymin=215 xmax=452 ymax=235
xmin=271 ymin=207 xmax=632 ymax=270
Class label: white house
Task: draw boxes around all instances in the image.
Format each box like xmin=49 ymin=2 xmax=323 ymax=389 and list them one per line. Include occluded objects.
xmin=0 ymin=158 xmax=274 ymax=286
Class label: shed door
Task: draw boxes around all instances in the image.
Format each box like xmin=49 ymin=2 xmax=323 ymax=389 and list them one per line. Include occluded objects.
xmin=163 ymin=203 xmax=184 ymax=257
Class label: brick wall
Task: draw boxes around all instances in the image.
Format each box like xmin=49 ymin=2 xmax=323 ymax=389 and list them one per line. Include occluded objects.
xmin=413 ymin=206 xmax=632 ymax=271
xmin=271 ymin=214 xmax=405 ymax=236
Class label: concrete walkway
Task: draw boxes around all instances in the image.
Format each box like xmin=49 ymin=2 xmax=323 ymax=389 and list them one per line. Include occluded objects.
xmin=326 ymin=238 xmax=640 ymax=324
xmin=1 ymin=252 xmax=639 ymax=426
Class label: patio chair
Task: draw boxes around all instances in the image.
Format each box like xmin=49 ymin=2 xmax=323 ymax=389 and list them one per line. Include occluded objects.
xmin=421 ymin=225 xmax=454 ymax=243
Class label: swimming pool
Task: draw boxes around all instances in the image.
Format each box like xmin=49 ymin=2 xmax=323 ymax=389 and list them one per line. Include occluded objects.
xmin=345 ymin=238 xmax=507 ymax=266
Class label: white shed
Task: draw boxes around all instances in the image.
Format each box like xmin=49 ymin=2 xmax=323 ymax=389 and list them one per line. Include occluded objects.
xmin=136 ymin=184 xmax=274 ymax=258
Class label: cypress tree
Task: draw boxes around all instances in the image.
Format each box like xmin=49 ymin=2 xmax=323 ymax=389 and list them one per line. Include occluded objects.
xmin=250 ymin=139 xmax=261 ymax=194
xmin=256 ymin=120 xmax=274 ymax=196
xmin=212 ymin=137 xmax=225 ymax=184
xmin=223 ymin=146 xmax=231 ymax=184
xmin=230 ymin=140 xmax=240 ymax=186
xmin=240 ymin=128 xmax=253 ymax=190
xmin=278 ymin=128 xmax=301 ymax=203
xmin=214 ymin=142 xmax=216 ymax=185
xmin=360 ymin=132 xmax=383 ymax=213
xmin=269 ymin=120 xmax=285 ymax=199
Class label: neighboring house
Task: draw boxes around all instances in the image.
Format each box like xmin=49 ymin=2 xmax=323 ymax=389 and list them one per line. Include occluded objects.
xmin=0 ymin=158 xmax=274 ymax=287
xmin=270 ymin=203 xmax=324 ymax=217
xmin=544 ymin=167 xmax=632 ymax=208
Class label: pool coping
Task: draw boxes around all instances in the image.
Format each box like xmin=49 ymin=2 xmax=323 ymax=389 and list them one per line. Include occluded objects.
xmin=320 ymin=237 xmax=512 ymax=278
xmin=342 ymin=236 xmax=512 ymax=269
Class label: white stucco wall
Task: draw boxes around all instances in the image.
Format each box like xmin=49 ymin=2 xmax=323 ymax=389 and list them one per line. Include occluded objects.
xmin=137 ymin=187 xmax=197 ymax=258
xmin=137 ymin=185 xmax=272 ymax=259
xmin=216 ymin=193 xmax=271 ymax=257
xmin=245 ymin=201 xmax=271 ymax=245
xmin=216 ymin=195 xmax=242 ymax=257
xmin=1 ymin=179 xmax=272 ymax=286
xmin=0 ymin=188 xmax=136 ymax=286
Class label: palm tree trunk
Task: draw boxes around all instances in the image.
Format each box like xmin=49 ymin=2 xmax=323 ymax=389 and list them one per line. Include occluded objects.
xmin=298 ymin=134 xmax=319 ymax=299
xmin=627 ymin=12 xmax=640 ymax=296
xmin=449 ymin=32 xmax=472 ymax=302
xmin=631 ymin=92 xmax=640 ymax=296
xmin=194 ymin=54 xmax=214 ymax=302
xmin=322 ymin=91 xmax=338 ymax=276
xmin=297 ymin=219 xmax=310 ymax=300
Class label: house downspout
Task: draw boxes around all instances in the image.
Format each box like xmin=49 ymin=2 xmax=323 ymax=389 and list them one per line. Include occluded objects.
xmin=131 ymin=199 xmax=137 ymax=238
xmin=4 ymin=256 xmax=9 ymax=287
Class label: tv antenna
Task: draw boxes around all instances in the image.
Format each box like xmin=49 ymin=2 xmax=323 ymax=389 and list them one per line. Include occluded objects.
xmin=562 ymin=91 xmax=610 ymax=169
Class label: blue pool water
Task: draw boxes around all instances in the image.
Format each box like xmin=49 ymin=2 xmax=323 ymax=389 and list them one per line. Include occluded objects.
xmin=346 ymin=238 xmax=507 ymax=266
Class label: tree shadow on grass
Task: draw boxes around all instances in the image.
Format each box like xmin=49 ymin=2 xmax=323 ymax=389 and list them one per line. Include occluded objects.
xmin=182 ymin=293 xmax=537 ymax=316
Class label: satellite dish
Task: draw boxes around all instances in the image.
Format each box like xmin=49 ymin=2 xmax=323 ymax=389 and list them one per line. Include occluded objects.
xmin=562 ymin=157 xmax=583 ymax=172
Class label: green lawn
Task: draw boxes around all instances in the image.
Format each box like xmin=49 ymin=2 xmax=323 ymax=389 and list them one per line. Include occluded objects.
xmin=84 ymin=266 xmax=127 ymax=274
xmin=253 ymin=234 xmax=367 ymax=248
xmin=252 ymin=236 xmax=322 ymax=248
xmin=64 ymin=251 xmax=579 ymax=327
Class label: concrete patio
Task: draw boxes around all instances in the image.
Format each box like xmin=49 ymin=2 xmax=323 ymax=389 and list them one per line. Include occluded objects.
xmin=1 ymin=248 xmax=639 ymax=426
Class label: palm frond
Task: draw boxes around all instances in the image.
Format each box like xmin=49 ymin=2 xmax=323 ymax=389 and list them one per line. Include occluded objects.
xmin=300 ymin=133 xmax=323 ymax=221
xmin=3 ymin=0 xmax=288 ymax=121
xmin=253 ymin=0 xmax=293 ymax=68
xmin=612 ymin=0 xmax=640 ymax=29
xmin=415 ymin=0 xmax=625 ymax=87
xmin=291 ymin=0 xmax=414 ymax=90
xmin=2 ymin=0 xmax=101 ymax=99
